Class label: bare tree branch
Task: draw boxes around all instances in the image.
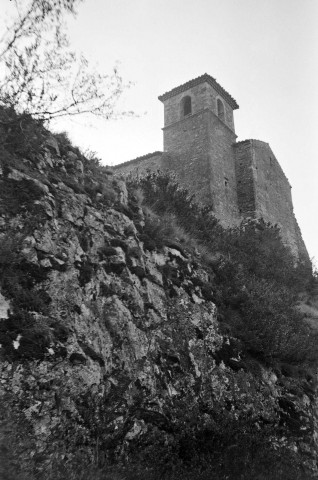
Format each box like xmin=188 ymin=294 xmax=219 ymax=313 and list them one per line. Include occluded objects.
xmin=0 ymin=0 xmax=132 ymax=124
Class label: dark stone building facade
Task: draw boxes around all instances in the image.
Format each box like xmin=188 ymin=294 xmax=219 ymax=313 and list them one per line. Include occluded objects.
xmin=114 ymin=74 xmax=307 ymax=258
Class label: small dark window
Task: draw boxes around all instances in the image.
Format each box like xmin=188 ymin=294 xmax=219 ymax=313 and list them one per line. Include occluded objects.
xmin=217 ymin=99 xmax=225 ymax=122
xmin=182 ymin=96 xmax=192 ymax=116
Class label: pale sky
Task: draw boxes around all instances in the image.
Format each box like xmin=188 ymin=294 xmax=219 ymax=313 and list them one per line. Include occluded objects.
xmin=1 ymin=0 xmax=318 ymax=264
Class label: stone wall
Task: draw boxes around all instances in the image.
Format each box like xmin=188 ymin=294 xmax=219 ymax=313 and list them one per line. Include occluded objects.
xmin=234 ymin=140 xmax=257 ymax=217
xmin=114 ymin=109 xmax=238 ymax=220
xmin=163 ymin=109 xmax=210 ymax=155
xmin=162 ymin=81 xmax=235 ymax=133
xmin=161 ymin=96 xmax=238 ymax=224
xmin=207 ymin=111 xmax=239 ymax=225
xmin=161 ymin=151 xmax=212 ymax=206
xmin=252 ymin=140 xmax=306 ymax=257
xmin=114 ymin=149 xmax=213 ymax=208
xmin=113 ymin=152 xmax=164 ymax=178
xmin=114 ymin=140 xmax=308 ymax=258
xmin=234 ymin=139 xmax=307 ymax=257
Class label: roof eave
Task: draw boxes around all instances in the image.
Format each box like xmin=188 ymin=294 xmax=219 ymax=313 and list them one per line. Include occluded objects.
xmin=158 ymin=73 xmax=239 ymax=110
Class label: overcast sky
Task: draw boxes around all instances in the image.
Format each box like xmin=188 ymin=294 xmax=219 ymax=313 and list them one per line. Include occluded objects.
xmin=2 ymin=0 xmax=318 ymax=263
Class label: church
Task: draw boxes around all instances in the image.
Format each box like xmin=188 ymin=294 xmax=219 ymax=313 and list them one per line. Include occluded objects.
xmin=114 ymin=73 xmax=307 ymax=258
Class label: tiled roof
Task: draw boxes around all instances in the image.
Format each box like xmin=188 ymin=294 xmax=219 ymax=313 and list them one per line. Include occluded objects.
xmin=158 ymin=73 xmax=239 ymax=110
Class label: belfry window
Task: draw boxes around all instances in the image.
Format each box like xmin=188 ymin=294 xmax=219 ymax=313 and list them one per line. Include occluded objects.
xmin=217 ymin=98 xmax=225 ymax=122
xmin=182 ymin=96 xmax=192 ymax=116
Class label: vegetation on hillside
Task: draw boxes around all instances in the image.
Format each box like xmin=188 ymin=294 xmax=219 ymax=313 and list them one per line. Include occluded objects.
xmin=0 ymin=117 xmax=317 ymax=479
xmin=128 ymin=171 xmax=316 ymax=367
xmin=85 ymin=170 xmax=318 ymax=480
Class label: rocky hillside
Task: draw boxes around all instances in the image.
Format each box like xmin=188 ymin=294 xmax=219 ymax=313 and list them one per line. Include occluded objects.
xmin=0 ymin=111 xmax=317 ymax=479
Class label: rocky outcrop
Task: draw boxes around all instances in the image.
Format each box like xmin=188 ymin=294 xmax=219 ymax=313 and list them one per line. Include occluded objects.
xmin=0 ymin=133 xmax=317 ymax=479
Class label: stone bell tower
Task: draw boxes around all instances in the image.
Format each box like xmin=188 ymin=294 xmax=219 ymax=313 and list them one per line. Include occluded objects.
xmin=114 ymin=73 xmax=309 ymax=260
xmin=158 ymin=74 xmax=240 ymax=225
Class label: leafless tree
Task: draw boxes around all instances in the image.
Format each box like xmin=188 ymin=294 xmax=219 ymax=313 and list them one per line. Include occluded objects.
xmin=0 ymin=0 xmax=132 ymax=122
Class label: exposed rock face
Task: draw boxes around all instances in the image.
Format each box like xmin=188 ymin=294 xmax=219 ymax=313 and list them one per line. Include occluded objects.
xmin=0 ymin=136 xmax=317 ymax=479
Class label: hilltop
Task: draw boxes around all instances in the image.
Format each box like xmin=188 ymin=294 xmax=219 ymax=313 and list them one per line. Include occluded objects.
xmin=0 ymin=108 xmax=317 ymax=480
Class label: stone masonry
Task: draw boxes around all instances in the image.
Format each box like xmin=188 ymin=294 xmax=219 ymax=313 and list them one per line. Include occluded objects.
xmin=114 ymin=73 xmax=307 ymax=258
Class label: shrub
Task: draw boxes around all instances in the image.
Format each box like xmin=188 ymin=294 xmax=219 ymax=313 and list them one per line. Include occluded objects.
xmin=227 ymin=278 xmax=318 ymax=364
xmin=76 ymin=260 xmax=95 ymax=287
xmin=53 ymin=131 xmax=72 ymax=156
xmin=0 ymin=234 xmax=50 ymax=315
xmin=131 ymin=171 xmax=316 ymax=366
xmin=78 ymin=229 xmax=91 ymax=252
xmin=223 ymin=219 xmax=312 ymax=291
xmin=0 ymin=177 xmax=44 ymax=216
xmin=98 ymin=246 xmax=118 ymax=257
xmin=99 ymin=188 xmax=117 ymax=206
xmin=139 ymin=208 xmax=190 ymax=252
xmin=62 ymin=177 xmax=86 ymax=194
xmin=0 ymin=107 xmax=47 ymax=159
xmin=0 ymin=310 xmax=53 ymax=361
xmin=128 ymin=171 xmax=220 ymax=240
xmin=129 ymin=171 xmax=312 ymax=290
